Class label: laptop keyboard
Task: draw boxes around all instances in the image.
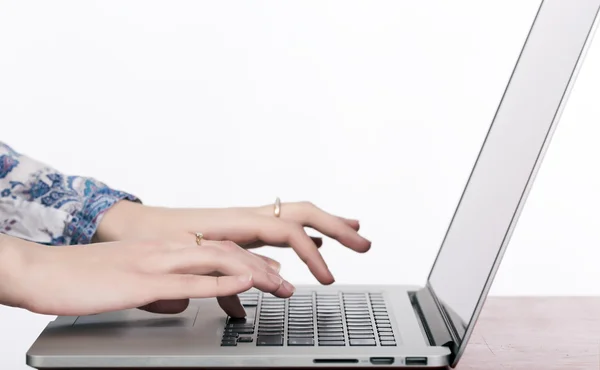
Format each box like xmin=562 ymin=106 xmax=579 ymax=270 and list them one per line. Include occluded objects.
xmin=221 ymin=291 xmax=397 ymax=347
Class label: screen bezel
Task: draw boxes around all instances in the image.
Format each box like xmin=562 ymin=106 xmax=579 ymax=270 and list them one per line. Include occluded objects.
xmin=423 ymin=1 xmax=600 ymax=366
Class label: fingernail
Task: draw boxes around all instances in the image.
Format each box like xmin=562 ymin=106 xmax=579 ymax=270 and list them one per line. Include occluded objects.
xmin=267 ymin=272 xmax=283 ymax=286
xmin=239 ymin=274 xmax=253 ymax=283
xmin=282 ymin=280 xmax=296 ymax=293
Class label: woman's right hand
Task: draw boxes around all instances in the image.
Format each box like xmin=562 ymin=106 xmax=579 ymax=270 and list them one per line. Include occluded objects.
xmin=0 ymin=235 xmax=293 ymax=317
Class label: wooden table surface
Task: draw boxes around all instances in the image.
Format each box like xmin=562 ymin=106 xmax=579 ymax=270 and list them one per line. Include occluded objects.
xmin=458 ymin=297 xmax=600 ymax=369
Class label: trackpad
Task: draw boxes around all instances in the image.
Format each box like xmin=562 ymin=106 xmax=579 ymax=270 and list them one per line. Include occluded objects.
xmin=73 ymin=306 xmax=199 ymax=329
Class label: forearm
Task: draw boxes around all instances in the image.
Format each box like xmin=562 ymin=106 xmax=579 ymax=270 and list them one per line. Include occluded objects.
xmin=0 ymin=233 xmax=28 ymax=308
xmin=0 ymin=142 xmax=140 ymax=245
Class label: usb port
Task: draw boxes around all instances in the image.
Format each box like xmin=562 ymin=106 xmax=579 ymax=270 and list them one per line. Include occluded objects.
xmin=405 ymin=357 xmax=428 ymax=366
xmin=370 ymin=357 xmax=394 ymax=365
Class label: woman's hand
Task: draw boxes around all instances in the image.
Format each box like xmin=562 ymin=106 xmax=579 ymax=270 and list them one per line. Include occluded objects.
xmin=0 ymin=234 xmax=292 ymax=317
xmin=95 ymin=200 xmax=371 ymax=285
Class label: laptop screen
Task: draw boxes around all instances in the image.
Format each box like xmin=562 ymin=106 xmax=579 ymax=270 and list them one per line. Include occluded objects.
xmin=426 ymin=0 xmax=600 ymax=363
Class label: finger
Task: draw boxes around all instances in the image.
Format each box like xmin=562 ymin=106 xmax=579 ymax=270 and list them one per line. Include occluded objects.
xmin=138 ymin=299 xmax=190 ymax=314
xmin=163 ymin=242 xmax=293 ymax=297
xmin=217 ymin=295 xmax=246 ymax=318
xmin=244 ymin=236 xmax=323 ymax=250
xmin=252 ymin=252 xmax=282 ymax=272
xmin=208 ymin=241 xmax=293 ymax=296
xmin=287 ymin=203 xmax=371 ymax=253
xmin=253 ymin=216 xmax=334 ymax=285
xmin=153 ymin=274 xmax=254 ymax=300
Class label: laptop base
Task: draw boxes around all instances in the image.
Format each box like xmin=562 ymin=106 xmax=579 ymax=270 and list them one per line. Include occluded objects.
xmin=27 ymin=285 xmax=451 ymax=368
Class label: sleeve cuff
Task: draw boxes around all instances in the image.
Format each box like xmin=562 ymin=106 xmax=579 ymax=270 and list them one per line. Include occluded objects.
xmin=63 ymin=187 xmax=140 ymax=245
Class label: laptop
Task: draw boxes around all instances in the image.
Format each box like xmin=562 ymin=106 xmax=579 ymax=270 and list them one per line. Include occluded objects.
xmin=26 ymin=0 xmax=600 ymax=368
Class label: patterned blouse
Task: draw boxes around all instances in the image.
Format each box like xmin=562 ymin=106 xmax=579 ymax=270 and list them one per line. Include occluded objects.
xmin=0 ymin=142 xmax=138 ymax=246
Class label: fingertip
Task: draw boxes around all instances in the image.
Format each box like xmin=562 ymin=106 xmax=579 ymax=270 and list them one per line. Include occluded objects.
xmin=218 ymin=296 xmax=246 ymax=318
xmin=358 ymin=239 xmax=371 ymax=253
xmin=321 ymin=276 xmax=335 ymax=285
xmin=311 ymin=237 xmax=324 ymax=248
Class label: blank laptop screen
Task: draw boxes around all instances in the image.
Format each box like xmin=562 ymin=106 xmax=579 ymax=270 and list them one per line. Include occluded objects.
xmin=427 ymin=0 xmax=600 ymax=352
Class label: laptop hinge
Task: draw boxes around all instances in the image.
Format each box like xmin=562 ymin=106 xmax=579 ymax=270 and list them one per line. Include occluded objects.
xmin=410 ymin=287 xmax=458 ymax=356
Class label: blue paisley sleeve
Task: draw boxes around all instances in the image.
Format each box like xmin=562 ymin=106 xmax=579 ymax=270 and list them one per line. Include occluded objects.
xmin=0 ymin=142 xmax=139 ymax=245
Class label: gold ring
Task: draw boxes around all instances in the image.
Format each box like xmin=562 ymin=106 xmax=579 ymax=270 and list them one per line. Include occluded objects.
xmin=195 ymin=232 xmax=204 ymax=245
xmin=274 ymin=197 xmax=281 ymax=218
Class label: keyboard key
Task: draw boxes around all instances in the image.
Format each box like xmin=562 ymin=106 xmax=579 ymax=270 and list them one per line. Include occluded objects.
xmin=290 ymin=307 xmax=312 ymax=311
xmin=344 ymin=308 xmax=370 ymax=312
xmin=378 ymin=328 xmax=393 ymax=333
xmin=288 ymin=333 xmax=314 ymax=338
xmin=258 ymin=332 xmax=284 ymax=337
xmin=288 ymin=338 xmax=314 ymax=346
xmin=289 ymin=317 xmax=313 ymax=321
xmin=261 ymin=307 xmax=285 ymax=313
xmin=289 ymin=313 xmax=313 ymax=318
xmin=380 ymin=340 xmax=397 ymax=346
xmin=237 ymin=336 xmax=253 ymax=343
xmin=260 ymin=312 xmax=285 ymax=317
xmin=318 ymin=336 xmax=345 ymax=341
xmin=259 ymin=323 xmax=284 ymax=328
xmin=257 ymin=335 xmax=284 ymax=346
xmin=349 ymin=334 xmax=375 ymax=339
xmin=319 ymin=341 xmax=346 ymax=346
xmin=319 ymin=331 xmax=345 ymax=337
xmin=288 ymin=323 xmax=313 ymax=328
xmin=349 ymin=330 xmax=374 ymax=335
xmin=350 ymin=339 xmax=376 ymax=346
xmin=376 ymin=323 xmax=392 ymax=328
xmin=228 ymin=323 xmax=255 ymax=329
xmin=317 ymin=323 xmax=343 ymax=329
xmin=317 ymin=328 xmax=343 ymax=333
xmin=317 ymin=317 xmax=342 ymax=322
xmin=225 ymin=328 xmax=254 ymax=334
xmin=221 ymin=340 xmax=237 ymax=346
xmin=288 ymin=330 xmax=314 ymax=335
xmin=346 ymin=318 xmax=372 ymax=323
xmin=347 ymin=323 xmax=373 ymax=328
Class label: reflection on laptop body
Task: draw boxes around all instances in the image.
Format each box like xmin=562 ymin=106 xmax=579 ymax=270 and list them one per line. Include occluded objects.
xmin=26 ymin=0 xmax=600 ymax=368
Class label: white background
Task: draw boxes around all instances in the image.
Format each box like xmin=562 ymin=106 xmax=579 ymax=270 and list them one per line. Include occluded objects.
xmin=1 ymin=0 xmax=600 ymax=368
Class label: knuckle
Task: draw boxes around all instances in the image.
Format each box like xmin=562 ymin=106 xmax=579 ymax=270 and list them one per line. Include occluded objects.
xmin=300 ymin=201 xmax=315 ymax=209
xmin=178 ymin=274 xmax=199 ymax=287
xmin=287 ymin=223 xmax=305 ymax=239
xmin=221 ymin=240 xmax=241 ymax=252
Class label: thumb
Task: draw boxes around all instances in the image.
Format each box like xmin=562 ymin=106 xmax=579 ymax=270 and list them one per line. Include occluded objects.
xmin=138 ymin=299 xmax=190 ymax=314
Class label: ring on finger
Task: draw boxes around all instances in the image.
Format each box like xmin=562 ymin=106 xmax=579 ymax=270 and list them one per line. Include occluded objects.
xmin=274 ymin=197 xmax=281 ymax=218
xmin=195 ymin=232 xmax=204 ymax=246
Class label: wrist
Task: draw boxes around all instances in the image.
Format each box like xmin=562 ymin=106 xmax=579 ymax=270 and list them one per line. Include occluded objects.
xmin=0 ymin=235 xmax=29 ymax=309
xmin=93 ymin=200 xmax=148 ymax=242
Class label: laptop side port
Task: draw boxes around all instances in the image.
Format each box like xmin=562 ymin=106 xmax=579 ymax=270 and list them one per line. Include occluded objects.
xmin=370 ymin=357 xmax=395 ymax=365
xmin=405 ymin=356 xmax=428 ymax=366
xmin=313 ymin=359 xmax=359 ymax=364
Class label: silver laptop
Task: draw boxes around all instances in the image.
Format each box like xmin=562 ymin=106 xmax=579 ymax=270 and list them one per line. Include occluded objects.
xmin=26 ymin=0 xmax=600 ymax=368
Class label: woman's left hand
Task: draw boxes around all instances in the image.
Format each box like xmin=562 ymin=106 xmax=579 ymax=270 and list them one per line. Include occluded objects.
xmin=95 ymin=200 xmax=371 ymax=285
